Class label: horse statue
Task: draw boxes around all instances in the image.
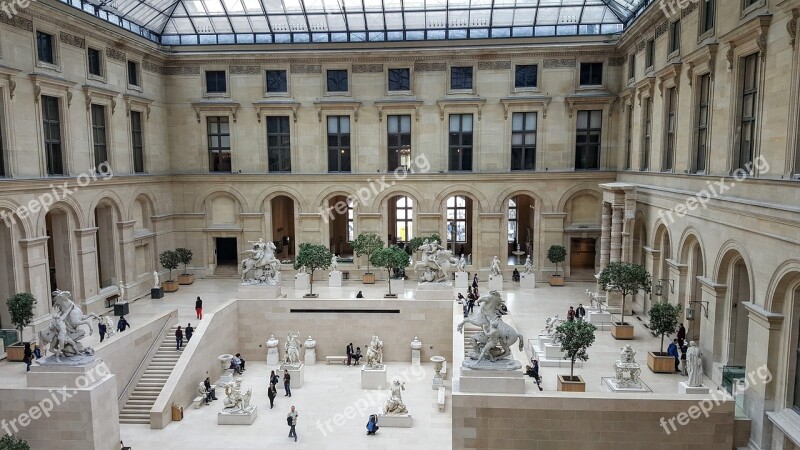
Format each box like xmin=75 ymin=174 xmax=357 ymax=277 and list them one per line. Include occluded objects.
xmin=414 ymin=239 xmax=458 ymax=282
xmin=38 ymin=290 xmax=100 ymax=361
xmin=456 ymin=290 xmax=523 ymax=364
xmin=241 ymin=239 xmax=281 ymax=284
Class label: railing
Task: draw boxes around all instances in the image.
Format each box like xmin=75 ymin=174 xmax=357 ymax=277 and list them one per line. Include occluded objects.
xmin=722 ymin=365 xmax=746 ymax=395
xmin=117 ymin=316 xmax=174 ymax=405
xmin=0 ymin=329 xmax=19 ymax=348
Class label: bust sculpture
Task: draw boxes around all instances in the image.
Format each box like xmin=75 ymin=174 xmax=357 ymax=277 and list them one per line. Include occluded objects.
xmin=523 ymin=255 xmax=533 ymax=274
xmin=330 ymin=254 xmax=339 ymax=272
xmin=489 ymin=256 xmax=501 ymax=276
xmin=153 ymin=271 xmax=160 ymax=289
xmin=382 ymin=379 xmax=408 ymax=415
xmin=687 ymin=341 xmax=704 ymax=387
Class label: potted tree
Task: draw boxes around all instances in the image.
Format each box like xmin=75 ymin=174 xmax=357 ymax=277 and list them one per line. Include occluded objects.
xmin=0 ymin=435 xmax=30 ymax=449
xmin=553 ymin=319 xmax=596 ymax=392
xmin=598 ymin=262 xmax=652 ymax=340
xmin=294 ymin=243 xmax=332 ymax=298
xmin=159 ymin=250 xmax=180 ymax=293
xmin=175 ymin=248 xmax=194 ymax=285
xmin=547 ymin=245 xmax=567 ymax=286
xmin=370 ymin=245 xmax=410 ymax=298
xmin=647 ymin=300 xmax=682 ymax=373
xmin=351 ymin=233 xmax=384 ymax=284
xmin=6 ymin=293 xmax=36 ymax=362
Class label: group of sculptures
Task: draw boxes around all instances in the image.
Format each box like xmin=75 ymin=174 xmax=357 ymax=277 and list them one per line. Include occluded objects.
xmin=414 ymin=239 xmax=461 ymax=282
xmin=37 ymin=290 xmax=101 ymax=363
xmin=457 ymin=290 xmax=523 ymax=369
xmin=221 ymin=378 xmax=253 ymax=414
xmin=240 ymin=238 xmax=282 ymax=285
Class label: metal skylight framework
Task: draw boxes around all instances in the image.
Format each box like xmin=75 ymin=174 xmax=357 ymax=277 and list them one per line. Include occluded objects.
xmin=60 ymin=0 xmax=653 ymax=45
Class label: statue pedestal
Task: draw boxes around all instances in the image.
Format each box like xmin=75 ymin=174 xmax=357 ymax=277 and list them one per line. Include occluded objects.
xmin=294 ymin=273 xmax=309 ymax=290
xmin=376 ymin=413 xmax=412 ymax=428
xmin=537 ymin=335 xmax=554 ymax=348
xmin=454 ymin=272 xmax=468 ymax=289
xmin=602 ymin=377 xmax=651 ymax=393
xmin=305 ymin=348 xmax=316 ymax=366
xmin=238 ymin=284 xmax=282 ymax=299
xmin=218 ymin=406 xmax=257 ymax=425
xmin=266 ymin=348 xmax=279 ymax=365
xmin=411 ymin=349 xmax=420 ymax=366
xmin=544 ymin=343 xmax=565 ymax=359
xmin=361 ymin=365 xmax=388 ymax=390
xmin=28 ymin=357 xmax=107 ymax=387
xmin=389 ymin=278 xmax=405 ymax=296
xmin=329 ymin=270 xmax=342 ymax=287
xmin=114 ymin=302 xmax=129 ymax=316
xmin=588 ymin=311 xmax=613 ymax=330
xmin=151 ymin=288 xmax=164 ymax=299
xmin=279 ymin=364 xmax=305 ymax=388
xmin=520 ymin=273 xmax=535 ymax=289
xmin=457 ymin=366 xmax=525 ymax=394
xmin=415 ymin=283 xmax=453 ymax=300
xmin=678 ymin=381 xmax=710 ymax=394
xmin=488 ymin=274 xmax=503 ymax=291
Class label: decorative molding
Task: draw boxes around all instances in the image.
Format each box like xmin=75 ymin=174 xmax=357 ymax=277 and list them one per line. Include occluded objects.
xmin=230 ymin=66 xmax=260 ymax=75
xmin=59 ymin=32 xmax=85 ymax=49
xmin=414 ymin=62 xmax=446 ymax=72
xmin=352 ymin=64 xmax=383 ymax=73
xmin=0 ymin=66 xmax=20 ymax=99
xmin=123 ymin=94 xmax=154 ymax=120
xmin=683 ymin=43 xmax=718 ymax=85
xmin=373 ymin=99 xmax=424 ymax=122
xmin=720 ymin=14 xmax=772 ymax=64
xmin=83 ymin=85 xmax=118 ymax=114
xmin=105 ymin=48 xmax=126 ymax=63
xmin=635 ymin=40 xmax=647 ymax=53
xmin=0 ymin=14 xmax=32 ymax=31
xmin=680 ymin=2 xmax=698 ymax=18
xmin=312 ymin=99 xmax=362 ymax=123
xmin=142 ymin=60 xmax=164 ymax=74
xmin=609 ymin=57 xmax=626 ymax=67
xmin=30 ymin=73 xmax=76 ymax=106
xmin=163 ymin=66 xmax=200 ymax=75
xmin=499 ymin=96 xmax=551 ymax=119
xmin=477 ymin=61 xmax=511 ymax=70
xmin=726 ymin=44 xmax=736 ymax=70
xmin=290 ymin=64 xmax=321 ymax=74
xmin=655 ymin=21 xmax=670 ymax=39
xmin=788 ymin=9 xmax=799 ymax=49
xmin=435 ymin=98 xmax=486 ymax=121
xmin=655 ymin=63 xmax=682 ymax=96
xmin=252 ymin=100 xmax=301 ymax=123
xmin=564 ymin=94 xmax=616 ymax=118
xmin=191 ymin=101 xmax=241 ymax=123
xmin=635 ymin=77 xmax=656 ymax=105
xmin=543 ymin=59 xmax=576 ymax=68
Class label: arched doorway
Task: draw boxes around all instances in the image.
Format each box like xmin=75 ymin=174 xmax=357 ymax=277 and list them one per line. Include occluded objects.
xmin=444 ymin=195 xmax=472 ymax=259
xmin=680 ymin=238 xmax=705 ymax=342
xmin=505 ymin=195 xmax=535 ymax=265
xmin=387 ymin=195 xmax=414 ymax=251
xmin=270 ymin=196 xmax=296 ymax=261
xmin=653 ymin=224 xmax=672 ymax=303
xmin=0 ymin=214 xmax=19 ymax=328
xmin=716 ymin=250 xmax=752 ymax=367
xmin=328 ymin=195 xmax=354 ymax=258
xmin=45 ymin=208 xmax=76 ymax=294
xmin=94 ymin=202 xmax=118 ymax=290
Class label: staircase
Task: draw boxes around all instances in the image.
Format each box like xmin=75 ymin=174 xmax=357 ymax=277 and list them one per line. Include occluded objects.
xmin=119 ymin=325 xmax=181 ymax=424
xmin=462 ymin=323 xmax=481 ymax=356
xmin=210 ymin=264 xmax=239 ymax=278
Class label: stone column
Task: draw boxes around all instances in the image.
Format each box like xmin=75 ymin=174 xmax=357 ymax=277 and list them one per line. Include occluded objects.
xmin=610 ymin=206 xmax=624 ymax=263
xmin=599 ymin=203 xmax=611 ymax=269
xmin=74 ymin=227 xmax=99 ymax=305
xmin=18 ymin=236 xmax=52 ymax=328
xmin=641 ymin=247 xmax=660 ymax=316
xmin=697 ymin=277 xmax=727 ymax=385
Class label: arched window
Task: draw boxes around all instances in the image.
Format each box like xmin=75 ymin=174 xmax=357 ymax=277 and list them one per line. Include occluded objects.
xmin=446 ymin=196 xmax=467 ymax=243
xmin=347 ymin=198 xmax=354 ymax=241
xmin=508 ymin=198 xmax=517 ymax=243
xmin=395 ymin=196 xmax=413 ymax=242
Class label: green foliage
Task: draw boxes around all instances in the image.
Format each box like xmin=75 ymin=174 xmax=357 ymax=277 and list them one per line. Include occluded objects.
xmin=598 ymin=262 xmax=652 ymax=324
xmin=547 ymin=245 xmax=567 ymax=275
xmin=174 ymin=248 xmax=193 ymax=273
xmin=294 ymin=243 xmax=332 ymax=295
xmin=370 ymin=246 xmax=411 ymax=295
xmin=649 ymin=301 xmax=682 ymax=353
xmin=407 ymin=233 xmax=442 ymax=254
xmin=6 ymin=293 xmax=36 ymax=343
xmin=0 ymin=434 xmax=30 ymax=450
xmin=159 ymin=250 xmax=180 ymax=282
xmin=350 ymin=233 xmax=384 ymax=274
xmin=553 ymin=319 xmax=596 ymax=378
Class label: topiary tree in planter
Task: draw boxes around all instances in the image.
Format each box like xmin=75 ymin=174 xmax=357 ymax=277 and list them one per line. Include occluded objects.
xmin=350 ymin=233 xmax=384 ymax=283
xmin=175 ymin=248 xmax=194 ymax=285
xmin=599 ymin=262 xmax=652 ymax=339
xmin=370 ymin=245 xmax=410 ymax=297
xmin=647 ymin=300 xmax=683 ymax=373
xmin=6 ymin=293 xmax=36 ymax=345
xmin=553 ymin=319 xmax=596 ymax=391
xmin=294 ymin=243 xmax=332 ymax=297
xmin=0 ymin=434 xmax=30 ymax=450
xmin=547 ymin=245 xmax=567 ymax=286
xmin=159 ymin=250 xmax=180 ymax=292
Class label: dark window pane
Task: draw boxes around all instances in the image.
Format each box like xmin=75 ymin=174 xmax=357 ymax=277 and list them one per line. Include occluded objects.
xmin=207 ymin=116 xmax=231 ymax=172
xmin=267 ymin=116 xmax=291 ymax=173
xmin=580 ymin=62 xmax=603 ymax=86
xmin=327 ymin=70 xmax=348 ymax=92
xmin=206 ymin=71 xmax=227 ymax=93
xmin=388 ymin=68 xmax=410 ymax=91
xmin=128 ymin=61 xmax=139 ymax=86
xmin=88 ymin=48 xmax=102 ymax=76
xmin=328 ymin=115 xmax=351 ymax=172
xmin=514 ymin=65 xmax=538 ymax=88
xmin=451 ymin=67 xmax=473 ymax=90
xmin=42 ymin=96 xmax=63 ymax=175
xmin=91 ymin=104 xmax=108 ymax=167
xmin=37 ymin=32 xmax=54 ymax=64
xmin=575 ymin=110 xmax=601 ymax=170
xmin=266 ymin=70 xmax=288 ymax=93
xmin=131 ymin=111 xmax=144 ymax=173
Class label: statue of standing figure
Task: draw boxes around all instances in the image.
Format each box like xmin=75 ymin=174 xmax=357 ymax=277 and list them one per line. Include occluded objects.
xmin=153 ymin=271 xmax=160 ymax=289
xmin=523 ymin=255 xmax=533 ymax=275
xmin=489 ymin=256 xmax=501 ymax=276
xmin=365 ymin=335 xmax=384 ymax=369
xmin=283 ymin=330 xmax=301 ymax=367
xmin=330 ymin=254 xmax=339 ymax=272
xmin=118 ymin=281 xmax=125 ymax=304
xmin=456 ymin=255 xmax=467 ymax=273
xmin=687 ymin=341 xmax=704 ymax=387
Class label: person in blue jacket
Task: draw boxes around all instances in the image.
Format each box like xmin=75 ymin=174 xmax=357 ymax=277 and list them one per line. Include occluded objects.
xmin=667 ymin=339 xmax=680 ymax=373
xmin=366 ymin=414 xmax=379 ymax=435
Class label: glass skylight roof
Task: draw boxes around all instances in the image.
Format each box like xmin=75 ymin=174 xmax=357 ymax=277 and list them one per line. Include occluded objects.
xmin=61 ymin=0 xmax=653 ymax=45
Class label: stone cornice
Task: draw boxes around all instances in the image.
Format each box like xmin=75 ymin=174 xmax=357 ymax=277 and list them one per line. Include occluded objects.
xmin=499 ymin=96 xmax=552 ymax=119
xmin=743 ymin=301 xmax=784 ymax=329
xmin=564 ymin=94 xmax=616 ymax=118
xmin=191 ymin=100 xmax=241 ymax=123
xmin=436 ymin=98 xmax=486 ymax=121
xmin=83 ymin=85 xmax=119 ymax=114
xmin=313 ymin=99 xmax=362 ymax=122
xmin=373 ymin=99 xmax=424 ymax=122
xmin=252 ymin=100 xmax=301 ymax=123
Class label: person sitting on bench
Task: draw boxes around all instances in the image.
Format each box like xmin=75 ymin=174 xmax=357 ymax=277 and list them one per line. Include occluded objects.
xmin=352 ymin=347 xmax=362 ymax=365
xmin=230 ymin=354 xmax=244 ymax=374
xmin=525 ymin=359 xmax=543 ymax=391
xmin=204 ymin=377 xmax=218 ymax=401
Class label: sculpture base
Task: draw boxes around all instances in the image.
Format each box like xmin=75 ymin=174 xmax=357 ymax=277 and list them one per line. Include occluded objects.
xmin=411 ymin=349 xmax=420 ymax=366
xmin=457 ymin=366 xmax=525 ymax=394
xmin=361 ymin=365 xmax=388 ymax=390
xmin=114 ymin=302 xmax=129 ymax=316
xmin=602 ymin=377 xmax=651 ymax=393
xmin=27 ymin=357 xmax=104 ymax=388
xmin=377 ymin=414 xmax=412 ymax=428
xmin=588 ymin=311 xmax=613 ymax=328
xmin=238 ymin=284 xmax=283 ymax=299
xmin=532 ymin=343 xmax=581 ymax=368
xmin=461 ymin=358 xmax=522 ymax=371
xmin=543 ymin=343 xmax=565 ymax=359
xmin=305 ymin=350 xmax=316 ymax=366
xmin=218 ymin=406 xmax=257 ymax=425
xmin=266 ymin=348 xmax=279 ymax=365
xmin=151 ymin=288 xmax=164 ymax=299
xmin=329 ymin=271 xmax=342 ymax=287
xmin=415 ymin=283 xmax=453 ymax=300
xmin=520 ymin=273 xmax=535 ymax=289
xmin=537 ymin=335 xmax=553 ymax=347
xmin=678 ymin=381 xmax=710 ymax=394
xmin=454 ymin=272 xmax=468 ymax=289
xmin=488 ymin=274 xmax=503 ymax=291
xmin=279 ymin=364 xmax=305 ymax=388
xmin=294 ymin=273 xmax=309 ymax=290
xmin=432 ymin=376 xmax=444 ymax=390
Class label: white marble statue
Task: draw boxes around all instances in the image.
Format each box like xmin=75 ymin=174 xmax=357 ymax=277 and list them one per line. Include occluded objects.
xmin=330 ymin=254 xmax=339 ymax=272
xmin=153 ymin=271 xmax=160 ymax=289
xmin=222 ymin=378 xmax=253 ymax=413
xmin=104 ymin=316 xmax=115 ymax=338
xmin=612 ymin=344 xmax=642 ymax=389
xmin=456 ymin=255 xmax=467 ymax=273
xmin=687 ymin=341 xmax=704 ymax=387
xmin=266 ymin=334 xmax=279 ymax=348
xmin=489 ymin=256 xmax=501 ymax=277
xmin=37 ymin=290 xmax=100 ymax=362
xmin=240 ymin=238 xmax=281 ymax=285
xmin=523 ymin=255 xmax=533 ymax=275
xmin=118 ymin=281 xmax=125 ymax=303
xmin=456 ymin=290 xmax=523 ymax=370
xmin=382 ymin=379 xmax=408 ymax=415
xmin=365 ymin=335 xmax=384 ymax=369
xmin=414 ymin=239 xmax=459 ymax=283
xmin=410 ymin=336 xmax=422 ymax=350
xmin=540 ymin=315 xmax=562 ymax=337
xmin=304 ymin=336 xmax=316 ymax=349
xmin=283 ymin=330 xmax=302 ymax=367
xmin=298 ymin=265 xmax=308 ymax=275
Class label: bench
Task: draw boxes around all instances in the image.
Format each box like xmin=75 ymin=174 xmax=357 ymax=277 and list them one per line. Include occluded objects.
xmin=105 ymin=294 xmax=119 ymax=308
xmin=326 ymin=356 xmax=348 ymax=365
xmin=192 ymin=383 xmax=217 ymax=408
xmin=341 ymin=271 xmax=350 ymax=280
xmin=437 ymin=387 xmax=446 ymax=412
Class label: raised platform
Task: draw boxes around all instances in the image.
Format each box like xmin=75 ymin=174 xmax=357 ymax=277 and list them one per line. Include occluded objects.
xmin=520 ymin=273 xmax=535 ymax=289
xmin=414 ymin=283 xmax=453 ymax=300
xmin=457 ymin=365 xmax=525 ymax=394
xmin=678 ymin=381 xmax=711 ymax=394
xmin=279 ymin=364 xmax=305 ymax=388
xmin=237 ymin=284 xmax=283 ymax=299
xmin=361 ymin=365 xmax=388 ymax=390
xmin=329 ymin=271 xmax=342 ymax=287
xmin=454 ymin=272 xmax=468 ymax=289
xmin=377 ymin=413 xmax=412 ymax=428
xmin=27 ymin=357 xmax=107 ymax=388
xmin=488 ymin=274 xmax=503 ymax=291
xmin=601 ymin=377 xmax=652 ymax=393
xmin=218 ymin=406 xmax=257 ymax=425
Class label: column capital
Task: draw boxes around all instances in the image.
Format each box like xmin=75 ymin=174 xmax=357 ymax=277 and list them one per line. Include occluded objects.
xmin=697 ymin=276 xmax=727 ymax=296
xmin=18 ymin=236 xmax=49 ymax=248
xmin=666 ymin=258 xmax=688 ymax=273
xmin=743 ymin=301 xmax=784 ymax=330
xmin=116 ymin=220 xmax=137 ymax=229
xmin=74 ymin=227 xmax=99 ymax=237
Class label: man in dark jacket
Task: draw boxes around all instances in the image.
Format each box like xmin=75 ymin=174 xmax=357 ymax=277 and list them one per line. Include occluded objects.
xmin=98 ymin=320 xmax=107 ymax=342
xmin=346 ymin=343 xmax=354 ymax=366
xmin=525 ymin=360 xmax=543 ymax=391
xmin=667 ymin=339 xmax=680 ymax=372
xmin=185 ymin=323 xmax=193 ymax=341
xmin=575 ymin=304 xmax=586 ymax=321
xmin=117 ymin=316 xmax=130 ymax=332
xmin=175 ymin=326 xmax=183 ymax=351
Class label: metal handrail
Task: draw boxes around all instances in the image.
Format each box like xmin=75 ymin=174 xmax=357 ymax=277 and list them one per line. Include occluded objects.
xmin=117 ymin=315 xmax=174 ymax=404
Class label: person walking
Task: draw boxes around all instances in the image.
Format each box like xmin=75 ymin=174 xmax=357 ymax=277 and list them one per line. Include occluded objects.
xmin=117 ymin=316 xmax=130 ymax=332
xmin=270 ymin=370 xmax=279 ymax=386
xmin=287 ymin=406 xmax=298 ymax=442
xmin=283 ymin=369 xmax=292 ymax=397
xmin=268 ymin=382 xmax=277 ymax=409
xmin=667 ymin=339 xmax=680 ymax=372
xmin=676 ymin=324 xmax=686 ymax=343
xmin=98 ymin=320 xmax=107 ymax=342
xmin=567 ymin=306 xmax=575 ymax=322
xmin=575 ymin=304 xmax=586 ymax=321
xmin=185 ymin=323 xmax=193 ymax=342
xmin=175 ymin=326 xmax=183 ymax=351
xmin=467 ymin=295 xmax=475 ymax=316
xmin=346 ymin=343 xmax=354 ymax=366
xmin=23 ymin=343 xmax=32 ymax=372
xmin=195 ymin=296 xmax=203 ymax=320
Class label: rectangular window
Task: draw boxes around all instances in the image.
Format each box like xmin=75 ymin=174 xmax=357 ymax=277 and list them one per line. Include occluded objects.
xmin=205 ymin=71 xmax=227 ymax=94
xmin=207 ymin=116 xmax=231 ymax=172
xmin=327 ymin=116 xmax=351 ymax=172
xmin=580 ymin=63 xmax=603 ymax=86
xmin=88 ymin=48 xmax=103 ymax=77
xmin=266 ymin=70 xmax=288 ymax=93
xmin=737 ymin=53 xmax=759 ymax=172
xmin=663 ymin=87 xmax=677 ymax=171
xmin=91 ymin=104 xmax=108 ymax=168
xmin=670 ymin=21 xmax=681 ymax=54
xmin=743 ymin=0 xmax=758 ymax=9
xmin=625 ymin=105 xmax=633 ymax=170
xmin=127 ymin=61 xmax=140 ymax=87
xmin=387 ymin=115 xmax=411 ymax=171
xmin=450 ymin=66 xmax=473 ymax=90
xmin=131 ymin=111 xmax=144 ymax=173
xmin=514 ymin=65 xmax=538 ymax=89
xmin=388 ymin=68 xmax=410 ymax=91
xmin=575 ymin=110 xmax=602 ymax=170
xmin=511 ymin=112 xmax=537 ymax=171
xmin=42 ymin=96 xmax=63 ymax=176
xmin=326 ymin=70 xmax=348 ymax=92
xmin=267 ymin=116 xmax=291 ymax=173
xmin=701 ymin=0 xmax=715 ymax=34
xmin=448 ymin=114 xmax=473 ymax=171
xmin=628 ymin=54 xmax=636 ymax=80
xmin=646 ymin=39 xmax=655 ymax=69
xmin=694 ymin=73 xmax=711 ymax=173
xmin=37 ymin=31 xmax=55 ymax=64
xmin=641 ymin=98 xmax=652 ymax=171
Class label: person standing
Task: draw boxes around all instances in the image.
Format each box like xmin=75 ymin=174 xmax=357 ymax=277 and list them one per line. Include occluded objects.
xmin=567 ymin=306 xmax=575 ymax=322
xmin=117 ymin=316 xmax=130 ymax=332
xmin=472 ymin=274 xmax=478 ymax=288
xmin=98 ymin=320 xmax=107 ymax=342
xmin=283 ymin=369 xmax=292 ymax=397
xmin=204 ymin=377 xmax=217 ymax=400
xmin=175 ymin=326 xmax=183 ymax=351
xmin=346 ymin=343 xmax=354 ymax=366
xmin=575 ymin=304 xmax=586 ymax=321
xmin=23 ymin=343 xmax=32 ymax=372
xmin=270 ymin=370 xmax=279 ymax=386
xmin=676 ymin=324 xmax=686 ymax=343
xmin=268 ymin=382 xmax=277 ymax=409
xmin=467 ymin=296 xmax=475 ymax=316
xmin=195 ymin=296 xmax=203 ymax=320
xmin=185 ymin=323 xmax=193 ymax=342
xmin=287 ymin=406 xmax=298 ymax=442
xmin=667 ymin=339 xmax=680 ymax=372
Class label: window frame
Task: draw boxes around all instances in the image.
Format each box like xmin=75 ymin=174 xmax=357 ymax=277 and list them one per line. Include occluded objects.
xmin=625 ymin=103 xmax=634 ymax=170
xmin=127 ymin=60 xmax=142 ymax=90
xmin=510 ymin=111 xmax=537 ymax=171
xmin=34 ymin=28 xmax=60 ymax=70
xmin=386 ymin=114 xmax=412 ymax=172
xmin=448 ymin=113 xmax=474 ymax=172
xmin=265 ymin=68 xmax=290 ymax=97
xmin=507 ymin=198 xmax=517 ymax=244
xmin=446 ymin=195 xmax=468 ymax=244
xmin=663 ymin=87 xmax=678 ymax=172
xmin=734 ymin=53 xmax=760 ymax=173
xmin=578 ymin=62 xmax=604 ymax=88
xmin=41 ymin=95 xmax=65 ymax=176
xmin=513 ymin=64 xmax=539 ymax=92
xmin=266 ymin=115 xmax=292 ymax=173
xmin=448 ymin=65 xmax=475 ymax=94
xmin=693 ymin=73 xmax=712 ymax=174
xmin=387 ymin=67 xmax=412 ymax=94
xmin=327 ymin=115 xmax=352 ymax=173
xmin=0 ymin=89 xmax=6 ymax=178
xmin=325 ymin=68 xmax=350 ymax=96
xmin=640 ymin=96 xmax=653 ymax=171
xmin=628 ymin=53 xmax=637 ymax=82
xmin=394 ymin=196 xmax=414 ymax=243
xmin=87 ymin=47 xmax=105 ymax=80
xmin=669 ymin=20 xmax=682 ymax=57
xmin=203 ymin=70 xmax=229 ymax=97
xmin=206 ymin=116 xmax=232 ymax=173
xmin=698 ymin=0 xmax=716 ymax=40
xmin=130 ymin=110 xmax=145 ymax=174
xmin=575 ymin=110 xmax=603 ymax=170
xmin=90 ymin=103 xmax=109 ymax=168
xmin=645 ymin=39 xmax=656 ymax=72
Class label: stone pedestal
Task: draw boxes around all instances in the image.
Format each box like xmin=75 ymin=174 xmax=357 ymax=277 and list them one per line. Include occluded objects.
xmin=457 ymin=366 xmax=525 ymax=394
xmin=361 ymin=365 xmax=388 ymax=390
xmin=454 ymin=272 xmax=468 ymax=289
xmin=520 ymin=273 xmax=535 ymax=289
xmin=377 ymin=414 xmax=412 ymax=428
xmin=267 ymin=348 xmax=279 ymax=365
xmin=602 ymin=377 xmax=651 ymax=393
xmin=678 ymin=381 xmax=711 ymax=394
xmin=113 ymin=302 xmax=129 ymax=316
xmin=588 ymin=311 xmax=613 ymax=325
xmin=488 ymin=274 xmax=503 ymax=291
xmin=537 ymin=335 xmax=553 ymax=348
xmin=238 ymin=284 xmax=282 ymax=299
xmin=389 ymin=278 xmax=405 ymax=296
xmin=408 ymin=349 xmax=420 ymax=366
xmin=294 ymin=273 xmax=310 ymax=290
xmin=151 ymin=288 xmax=164 ymax=299
xmin=329 ymin=270 xmax=342 ymax=287
xmin=280 ymin=364 xmax=305 ymax=388
xmin=544 ymin=343 xmax=565 ymax=359
xmin=218 ymin=407 xmax=257 ymax=425
xmin=305 ymin=348 xmax=316 ymax=366
xmin=415 ymin=283 xmax=454 ymax=300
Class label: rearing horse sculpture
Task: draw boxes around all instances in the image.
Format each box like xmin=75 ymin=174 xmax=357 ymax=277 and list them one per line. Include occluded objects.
xmin=456 ymin=290 xmax=523 ymax=363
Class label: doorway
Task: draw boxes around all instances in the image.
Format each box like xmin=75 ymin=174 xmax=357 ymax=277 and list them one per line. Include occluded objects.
xmin=216 ymin=238 xmax=238 ymax=266
xmin=569 ymin=238 xmax=596 ymax=280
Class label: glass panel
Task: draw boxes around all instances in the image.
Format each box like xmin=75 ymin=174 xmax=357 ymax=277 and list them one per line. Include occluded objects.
xmin=512 ymin=113 xmax=523 ymax=131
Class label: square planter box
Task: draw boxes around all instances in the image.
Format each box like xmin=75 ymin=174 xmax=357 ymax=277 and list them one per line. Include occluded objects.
xmin=162 ymin=281 xmax=179 ymax=292
xmin=178 ymin=274 xmax=194 ymax=285
xmin=611 ymin=323 xmax=634 ymax=340
xmin=6 ymin=343 xmax=27 ymax=362
xmin=549 ymin=275 xmax=564 ymax=286
xmin=647 ymin=351 xmax=676 ymax=373
xmin=557 ymin=375 xmax=585 ymax=392
xmin=362 ymin=273 xmax=376 ymax=284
